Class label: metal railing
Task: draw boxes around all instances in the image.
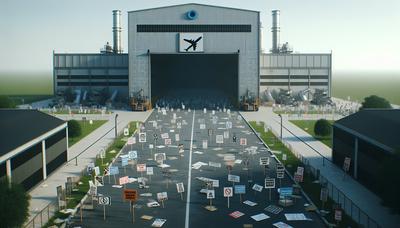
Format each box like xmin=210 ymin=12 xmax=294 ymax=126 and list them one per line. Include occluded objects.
xmin=24 ymin=202 xmax=58 ymax=228
xmin=267 ymin=123 xmax=381 ymax=228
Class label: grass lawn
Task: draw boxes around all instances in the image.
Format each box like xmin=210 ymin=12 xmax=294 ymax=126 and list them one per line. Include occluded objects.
xmin=289 ymin=120 xmax=334 ymax=148
xmin=249 ymin=121 xmax=359 ymax=227
xmin=68 ymin=120 xmax=107 ymax=146
xmin=43 ymin=121 xmax=138 ymax=227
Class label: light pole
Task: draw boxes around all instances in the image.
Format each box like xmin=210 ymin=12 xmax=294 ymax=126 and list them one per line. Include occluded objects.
xmin=115 ymin=114 xmax=119 ymax=138
xmin=278 ymin=114 xmax=283 ymax=141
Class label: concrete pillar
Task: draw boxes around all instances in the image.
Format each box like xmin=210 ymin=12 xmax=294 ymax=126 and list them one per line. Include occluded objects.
xmin=354 ymin=137 xmax=358 ymax=179
xmin=66 ymin=126 xmax=69 ymax=161
xmin=6 ymin=159 xmax=11 ymax=183
xmin=42 ymin=140 xmax=47 ymax=180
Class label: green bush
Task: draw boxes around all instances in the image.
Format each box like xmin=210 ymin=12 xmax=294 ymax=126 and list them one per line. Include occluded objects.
xmin=68 ymin=120 xmax=82 ymax=137
xmin=361 ymin=95 xmax=392 ymax=109
xmin=0 ymin=178 xmax=30 ymax=227
xmin=314 ymin=119 xmax=332 ymax=137
xmin=0 ymin=96 xmax=16 ymax=108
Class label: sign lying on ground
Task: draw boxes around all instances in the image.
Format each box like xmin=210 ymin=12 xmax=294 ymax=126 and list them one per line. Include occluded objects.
xmin=252 ymin=184 xmax=263 ymax=192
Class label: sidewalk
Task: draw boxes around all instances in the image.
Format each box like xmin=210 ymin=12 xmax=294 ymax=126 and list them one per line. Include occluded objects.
xmin=26 ymin=110 xmax=151 ymax=223
xmin=241 ymin=106 xmax=400 ymax=228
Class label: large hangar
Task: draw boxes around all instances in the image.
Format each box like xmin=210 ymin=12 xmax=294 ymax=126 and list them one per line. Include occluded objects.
xmin=53 ymin=4 xmax=332 ymax=109
xmin=128 ymin=4 xmax=260 ymax=106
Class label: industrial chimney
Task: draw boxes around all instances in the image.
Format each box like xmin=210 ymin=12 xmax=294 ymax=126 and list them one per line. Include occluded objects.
xmin=271 ymin=10 xmax=280 ymax=53
xmin=112 ymin=10 xmax=122 ymax=54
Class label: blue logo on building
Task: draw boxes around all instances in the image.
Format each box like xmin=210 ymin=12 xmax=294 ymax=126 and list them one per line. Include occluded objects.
xmin=186 ymin=10 xmax=198 ymax=20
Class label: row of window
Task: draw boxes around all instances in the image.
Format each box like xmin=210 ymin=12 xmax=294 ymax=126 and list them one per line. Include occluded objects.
xmin=57 ymin=82 xmax=128 ymax=86
xmin=57 ymin=75 xmax=128 ymax=79
xmin=137 ymin=24 xmax=252 ymax=32
xmin=260 ymin=75 xmax=329 ymax=80
xmin=260 ymin=82 xmax=329 ymax=86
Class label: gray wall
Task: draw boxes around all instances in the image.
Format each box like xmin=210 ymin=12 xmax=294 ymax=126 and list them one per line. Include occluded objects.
xmin=54 ymin=53 xmax=129 ymax=98
xmin=260 ymin=53 xmax=332 ymax=96
xmin=128 ymin=4 xmax=260 ymax=101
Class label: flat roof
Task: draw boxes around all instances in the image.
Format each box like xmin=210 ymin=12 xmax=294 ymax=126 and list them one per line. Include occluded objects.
xmin=334 ymin=109 xmax=400 ymax=151
xmin=0 ymin=109 xmax=65 ymax=156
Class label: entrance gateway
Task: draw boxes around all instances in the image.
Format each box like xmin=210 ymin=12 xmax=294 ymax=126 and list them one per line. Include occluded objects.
xmin=129 ymin=3 xmax=260 ymax=110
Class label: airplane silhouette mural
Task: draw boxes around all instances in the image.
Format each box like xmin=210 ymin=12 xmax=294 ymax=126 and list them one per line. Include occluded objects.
xmin=184 ymin=36 xmax=202 ymax=51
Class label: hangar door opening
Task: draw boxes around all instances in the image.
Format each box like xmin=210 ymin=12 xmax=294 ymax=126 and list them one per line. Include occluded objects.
xmin=151 ymin=54 xmax=238 ymax=109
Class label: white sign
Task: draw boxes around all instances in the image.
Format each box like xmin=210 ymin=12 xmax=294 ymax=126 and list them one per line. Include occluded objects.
xmin=146 ymin=167 xmax=154 ymax=175
xmin=259 ymin=157 xmax=270 ymax=166
xmin=161 ymin=133 xmax=169 ymax=139
xmin=200 ymin=123 xmax=206 ymax=130
xmin=123 ymin=128 xmax=129 ymax=136
xmin=179 ymin=33 xmax=203 ymax=52
xmin=282 ymin=154 xmax=287 ymax=161
xmin=209 ymin=161 xmax=221 ymax=168
xmin=224 ymin=187 xmax=233 ymax=197
xmin=226 ymin=121 xmax=232 ymax=129
xmin=119 ymin=176 xmax=129 ymax=185
xmin=175 ymin=134 xmax=180 ymax=141
xmin=252 ymin=184 xmax=263 ymax=192
xmin=89 ymin=185 xmax=97 ymax=196
xmin=94 ymin=166 xmax=100 ymax=176
xmin=154 ymin=153 xmax=166 ymax=162
xmin=176 ymin=182 xmax=185 ymax=193
xmin=137 ymin=164 xmax=147 ymax=172
xmin=139 ymin=133 xmax=146 ymax=143
xmin=265 ymin=178 xmax=276 ymax=189
xmin=240 ymin=138 xmax=247 ymax=146
xmin=164 ymin=138 xmax=172 ymax=145
xmin=98 ymin=196 xmax=111 ymax=205
xmin=207 ymin=190 xmax=215 ymax=199
xmin=157 ymin=192 xmax=168 ymax=201
xmin=297 ymin=166 xmax=304 ymax=175
xmin=128 ymin=151 xmax=137 ymax=160
xmin=127 ymin=137 xmax=136 ymax=145
xmin=216 ymin=135 xmax=224 ymax=144
xmin=228 ymin=174 xmax=240 ymax=183
xmin=223 ymin=131 xmax=229 ymax=139
xmin=202 ymin=140 xmax=208 ymax=149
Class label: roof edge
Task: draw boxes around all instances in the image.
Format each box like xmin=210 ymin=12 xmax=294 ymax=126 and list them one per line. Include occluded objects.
xmin=128 ymin=3 xmax=259 ymax=14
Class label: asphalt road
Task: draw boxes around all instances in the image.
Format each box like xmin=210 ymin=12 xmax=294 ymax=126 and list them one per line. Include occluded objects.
xmin=70 ymin=108 xmax=325 ymax=228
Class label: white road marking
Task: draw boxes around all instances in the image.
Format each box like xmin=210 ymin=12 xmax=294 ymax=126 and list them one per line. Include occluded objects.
xmin=185 ymin=110 xmax=196 ymax=228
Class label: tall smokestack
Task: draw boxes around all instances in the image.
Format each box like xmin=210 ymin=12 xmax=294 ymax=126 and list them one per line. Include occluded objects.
xmin=112 ymin=10 xmax=122 ymax=54
xmin=271 ymin=10 xmax=280 ymax=53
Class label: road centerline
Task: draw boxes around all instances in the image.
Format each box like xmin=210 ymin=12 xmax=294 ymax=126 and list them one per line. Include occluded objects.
xmin=185 ymin=110 xmax=196 ymax=228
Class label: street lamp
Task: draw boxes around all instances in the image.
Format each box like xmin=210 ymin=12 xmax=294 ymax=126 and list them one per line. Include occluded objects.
xmin=278 ymin=114 xmax=283 ymax=141
xmin=115 ymin=114 xmax=119 ymax=138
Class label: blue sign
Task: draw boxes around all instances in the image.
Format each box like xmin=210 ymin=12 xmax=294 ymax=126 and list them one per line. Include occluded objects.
xmin=109 ymin=166 xmax=119 ymax=175
xmin=278 ymin=187 xmax=293 ymax=197
xmin=234 ymin=185 xmax=246 ymax=194
xmin=121 ymin=157 xmax=128 ymax=167
xmin=128 ymin=151 xmax=137 ymax=160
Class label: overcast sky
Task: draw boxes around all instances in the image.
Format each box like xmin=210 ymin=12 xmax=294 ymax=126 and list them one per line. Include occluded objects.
xmin=0 ymin=0 xmax=399 ymax=73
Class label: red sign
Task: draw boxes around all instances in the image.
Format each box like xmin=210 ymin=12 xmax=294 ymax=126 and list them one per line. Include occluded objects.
xmin=123 ymin=189 xmax=137 ymax=201
xmin=240 ymin=138 xmax=247 ymax=146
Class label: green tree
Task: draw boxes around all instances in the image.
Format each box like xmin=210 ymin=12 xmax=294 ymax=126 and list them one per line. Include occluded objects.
xmin=360 ymin=95 xmax=392 ymax=109
xmin=0 ymin=95 xmax=16 ymax=108
xmin=0 ymin=178 xmax=30 ymax=227
xmin=68 ymin=120 xmax=82 ymax=137
xmin=377 ymin=149 xmax=400 ymax=213
xmin=314 ymin=119 xmax=332 ymax=137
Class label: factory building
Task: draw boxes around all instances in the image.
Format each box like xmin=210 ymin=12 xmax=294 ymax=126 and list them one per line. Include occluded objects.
xmin=0 ymin=110 xmax=68 ymax=190
xmin=332 ymin=109 xmax=400 ymax=194
xmin=53 ymin=4 xmax=332 ymax=109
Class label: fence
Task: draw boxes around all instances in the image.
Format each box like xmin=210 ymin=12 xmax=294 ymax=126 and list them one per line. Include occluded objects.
xmin=24 ymin=202 xmax=58 ymax=228
xmin=266 ymin=122 xmax=381 ymax=228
